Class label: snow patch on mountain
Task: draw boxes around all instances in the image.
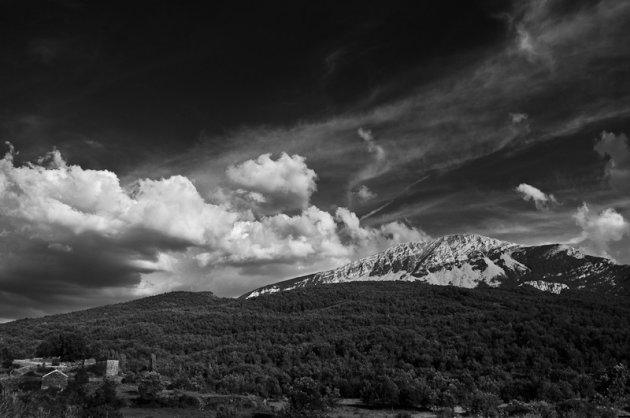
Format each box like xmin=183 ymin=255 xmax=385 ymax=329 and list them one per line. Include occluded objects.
xmin=522 ymin=281 xmax=569 ymax=294
xmin=421 ymin=262 xmax=493 ymax=288
xmin=546 ymin=244 xmax=585 ymax=259
xmin=482 ymin=257 xmax=506 ymax=281
xmin=500 ymin=252 xmax=529 ymax=272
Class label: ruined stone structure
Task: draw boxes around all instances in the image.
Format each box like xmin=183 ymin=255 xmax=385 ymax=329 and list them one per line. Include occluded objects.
xmin=41 ymin=370 xmax=68 ymax=390
xmin=104 ymin=360 xmax=119 ymax=377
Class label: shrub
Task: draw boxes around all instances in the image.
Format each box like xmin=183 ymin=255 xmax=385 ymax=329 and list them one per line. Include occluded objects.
xmin=360 ymin=375 xmax=400 ymax=406
xmin=137 ymin=372 xmax=164 ymax=404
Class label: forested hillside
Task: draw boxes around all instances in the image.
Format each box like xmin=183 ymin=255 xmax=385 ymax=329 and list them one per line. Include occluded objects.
xmin=1 ymin=283 xmax=629 ymax=412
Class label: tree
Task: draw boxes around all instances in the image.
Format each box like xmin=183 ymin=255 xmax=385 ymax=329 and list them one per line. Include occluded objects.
xmin=36 ymin=332 xmax=91 ymax=361
xmin=360 ymin=375 xmax=400 ymax=406
xmin=0 ymin=347 xmax=13 ymax=369
xmin=604 ymin=363 xmax=630 ymax=408
xmin=83 ymin=380 xmax=123 ymax=418
xmin=469 ymin=390 xmax=501 ymax=418
xmin=74 ymin=367 xmax=90 ymax=385
xmin=285 ymin=377 xmax=337 ymax=414
xmin=138 ymin=372 xmax=164 ymax=404
xmin=287 ymin=377 xmax=325 ymax=411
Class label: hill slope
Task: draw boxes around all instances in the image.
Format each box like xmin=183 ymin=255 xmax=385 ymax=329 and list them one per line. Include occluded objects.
xmin=1 ymin=283 xmax=630 ymax=409
xmin=242 ymin=234 xmax=630 ymax=298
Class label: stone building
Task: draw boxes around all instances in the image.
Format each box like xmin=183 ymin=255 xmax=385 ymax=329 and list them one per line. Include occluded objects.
xmin=41 ymin=370 xmax=68 ymax=390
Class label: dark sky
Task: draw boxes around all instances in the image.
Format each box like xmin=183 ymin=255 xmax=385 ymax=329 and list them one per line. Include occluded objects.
xmin=0 ymin=0 xmax=507 ymax=169
xmin=1 ymin=0 xmax=630 ymax=320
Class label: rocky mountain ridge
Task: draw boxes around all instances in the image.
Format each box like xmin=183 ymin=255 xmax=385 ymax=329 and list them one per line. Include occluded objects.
xmin=243 ymin=234 xmax=630 ymax=298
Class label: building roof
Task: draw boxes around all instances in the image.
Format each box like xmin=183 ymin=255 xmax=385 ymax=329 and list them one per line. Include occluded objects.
xmin=42 ymin=370 xmax=68 ymax=378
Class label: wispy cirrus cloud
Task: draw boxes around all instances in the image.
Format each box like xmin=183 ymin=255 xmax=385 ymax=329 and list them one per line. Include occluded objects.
xmin=140 ymin=0 xmax=630 ymax=219
xmin=595 ymin=131 xmax=630 ymax=194
xmin=509 ymin=112 xmax=528 ymax=125
xmin=356 ymin=127 xmax=388 ymax=180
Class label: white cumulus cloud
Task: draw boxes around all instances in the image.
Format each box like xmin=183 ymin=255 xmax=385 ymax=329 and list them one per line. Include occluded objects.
xmin=0 ymin=148 xmax=237 ymax=245
xmin=355 ymin=185 xmax=377 ymax=203
xmin=226 ymin=152 xmax=317 ymax=213
xmin=0 ymin=147 xmax=430 ymax=317
xmin=516 ymin=183 xmax=557 ymax=210
xmin=572 ymin=203 xmax=630 ymax=257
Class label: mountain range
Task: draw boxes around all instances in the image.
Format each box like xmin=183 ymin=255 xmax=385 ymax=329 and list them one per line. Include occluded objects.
xmin=243 ymin=234 xmax=630 ymax=298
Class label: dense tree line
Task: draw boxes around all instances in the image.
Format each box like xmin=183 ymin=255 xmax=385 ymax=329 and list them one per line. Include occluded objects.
xmin=1 ymin=283 xmax=629 ymax=413
xmin=0 ymin=376 xmax=123 ymax=417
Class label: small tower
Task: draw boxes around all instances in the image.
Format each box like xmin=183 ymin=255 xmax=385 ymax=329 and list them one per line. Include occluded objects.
xmin=119 ymin=353 xmax=126 ymax=372
xmin=149 ymin=353 xmax=157 ymax=372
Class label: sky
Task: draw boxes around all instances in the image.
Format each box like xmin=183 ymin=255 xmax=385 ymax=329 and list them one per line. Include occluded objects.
xmin=1 ymin=0 xmax=630 ymax=320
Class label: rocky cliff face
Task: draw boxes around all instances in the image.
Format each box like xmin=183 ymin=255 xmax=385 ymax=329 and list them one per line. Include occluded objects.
xmin=242 ymin=234 xmax=630 ymax=298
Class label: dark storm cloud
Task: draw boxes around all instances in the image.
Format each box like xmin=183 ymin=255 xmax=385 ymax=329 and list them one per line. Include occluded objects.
xmin=0 ymin=233 xmax=154 ymax=320
xmin=0 ymin=234 xmax=149 ymax=290
xmin=0 ymin=203 xmax=197 ymax=320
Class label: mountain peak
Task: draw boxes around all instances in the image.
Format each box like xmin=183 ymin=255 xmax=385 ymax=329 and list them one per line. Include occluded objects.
xmin=437 ymin=233 xmax=514 ymax=248
xmin=435 ymin=234 xmax=516 ymax=251
xmin=376 ymin=234 xmax=513 ymax=264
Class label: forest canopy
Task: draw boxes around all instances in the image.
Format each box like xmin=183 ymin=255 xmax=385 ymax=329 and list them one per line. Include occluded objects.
xmin=1 ymin=283 xmax=629 ymax=411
